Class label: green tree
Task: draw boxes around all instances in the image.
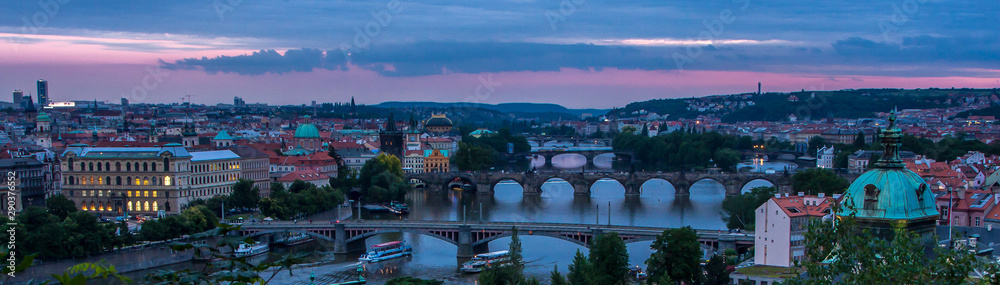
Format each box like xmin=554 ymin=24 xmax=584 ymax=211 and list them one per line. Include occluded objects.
xmin=589 ymin=232 xmax=630 ymax=285
xmin=721 ymin=186 xmax=777 ymax=230
xmin=385 ymin=276 xmax=444 ymax=285
xmin=46 ymin=194 xmax=77 ymax=220
xmin=704 ymin=254 xmax=730 ymax=285
xmin=647 ymin=226 xmax=702 ymax=284
xmin=792 ymin=167 xmax=849 ymax=195
xmin=228 ymin=179 xmax=260 ymax=209
xmin=550 ymin=265 xmax=568 ymax=285
xmin=567 ymin=249 xmax=592 ymax=285
xmin=807 ymin=135 xmax=827 ymax=156
xmin=713 ymin=148 xmax=740 ymax=171
xmin=454 ymin=142 xmax=495 ymax=171
xmin=853 ymin=131 xmax=866 ymax=148
xmin=359 ymin=153 xmax=406 ymax=202
xmin=509 ymin=226 xmax=524 ymax=270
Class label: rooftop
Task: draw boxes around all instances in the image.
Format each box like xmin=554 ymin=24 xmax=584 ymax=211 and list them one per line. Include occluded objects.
xmin=190 ymin=150 xmax=240 ymax=161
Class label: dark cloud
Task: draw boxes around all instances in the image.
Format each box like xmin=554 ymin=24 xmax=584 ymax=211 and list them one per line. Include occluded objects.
xmin=161 ymin=48 xmax=347 ymax=75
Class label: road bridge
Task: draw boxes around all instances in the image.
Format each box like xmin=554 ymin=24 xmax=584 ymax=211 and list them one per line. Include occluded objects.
xmin=238 ymin=220 xmax=753 ymax=257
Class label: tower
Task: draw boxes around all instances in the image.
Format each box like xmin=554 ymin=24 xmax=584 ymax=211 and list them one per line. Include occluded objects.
xmin=35 ymin=112 xmax=52 ymax=148
xmin=837 ymin=109 xmax=939 ymax=240
xmin=36 ymin=79 xmax=48 ymax=107
xmin=182 ymin=124 xmax=199 ymax=147
xmin=757 ymin=82 xmax=761 ymax=95
xmin=379 ymin=113 xmax=404 ymax=158
xmin=12 ymin=90 xmax=22 ymax=107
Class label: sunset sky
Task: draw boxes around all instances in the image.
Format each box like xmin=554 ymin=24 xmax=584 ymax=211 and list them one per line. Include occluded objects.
xmin=2 ymin=0 xmax=997 ymax=108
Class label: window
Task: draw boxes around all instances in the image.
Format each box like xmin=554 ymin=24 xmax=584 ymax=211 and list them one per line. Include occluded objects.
xmin=135 ymin=178 xmax=140 ymax=185
xmin=89 ymin=162 xmax=94 ymax=171
xmin=89 ymin=177 xmax=95 ymax=185
xmin=144 ymin=191 xmax=149 ymax=197
xmin=127 ymin=162 xmax=132 ymax=171
xmin=164 ymin=176 xmax=171 ymax=186
xmin=152 ymin=191 xmax=157 ymax=197
xmin=97 ymin=162 xmax=102 ymax=171
xmin=143 ymin=162 xmax=148 ymax=172
xmin=144 ymin=201 xmax=149 ymax=211
xmin=116 ymin=162 xmax=121 ymax=171
xmin=976 ymin=217 xmax=981 ymax=227
xmin=68 ymin=158 xmax=74 ymax=171
xmin=127 ymin=191 xmax=132 ymax=197
xmin=128 ymin=201 xmax=133 ymax=211
xmin=105 ymin=176 xmax=110 ymax=185
xmin=153 ymin=201 xmax=158 ymax=212
xmin=864 ymin=184 xmax=880 ymax=210
xmin=105 ymin=162 xmax=110 ymax=172
xmin=116 ymin=177 xmax=122 ymax=185
xmin=143 ymin=179 xmax=149 ymax=186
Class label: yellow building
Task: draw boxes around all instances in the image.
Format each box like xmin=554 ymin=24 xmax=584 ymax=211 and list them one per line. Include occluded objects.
xmin=423 ymin=149 xmax=450 ymax=173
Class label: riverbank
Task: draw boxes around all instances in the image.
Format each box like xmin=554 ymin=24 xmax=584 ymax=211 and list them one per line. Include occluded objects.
xmin=4 ymin=239 xmax=199 ymax=284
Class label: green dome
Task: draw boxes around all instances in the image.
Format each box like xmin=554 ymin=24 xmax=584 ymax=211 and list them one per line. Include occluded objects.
xmin=36 ymin=112 xmax=51 ymax=122
xmin=837 ymin=168 xmax=938 ymax=221
xmin=294 ymin=123 xmax=320 ymax=139
xmin=837 ymin=109 xmax=939 ymax=222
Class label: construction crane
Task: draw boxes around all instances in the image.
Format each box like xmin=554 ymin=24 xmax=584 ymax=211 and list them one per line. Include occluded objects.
xmin=180 ymin=94 xmax=197 ymax=105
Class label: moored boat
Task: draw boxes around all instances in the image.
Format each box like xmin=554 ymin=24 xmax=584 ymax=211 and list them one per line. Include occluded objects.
xmin=460 ymin=250 xmax=511 ymax=273
xmin=387 ymin=201 xmax=409 ymax=215
xmin=358 ymin=241 xmax=412 ymax=263
xmin=234 ymin=241 xmax=269 ymax=258
xmin=271 ymin=232 xmax=312 ymax=247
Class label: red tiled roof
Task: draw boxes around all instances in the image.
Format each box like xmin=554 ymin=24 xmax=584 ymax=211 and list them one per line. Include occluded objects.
xmin=277 ymin=169 xmax=329 ymax=182
xmin=771 ymin=195 xmax=834 ymax=218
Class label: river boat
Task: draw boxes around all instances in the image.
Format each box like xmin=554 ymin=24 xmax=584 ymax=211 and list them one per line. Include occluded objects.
xmin=358 ymin=241 xmax=412 ymax=263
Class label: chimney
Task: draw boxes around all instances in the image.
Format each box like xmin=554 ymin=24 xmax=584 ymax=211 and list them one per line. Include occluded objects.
xmin=775 ymin=193 xmax=781 ymax=198
xmin=818 ymin=193 xmax=826 ymax=198
xmin=958 ymin=188 xmax=966 ymax=200
xmin=798 ymin=192 xmax=805 ymax=197
xmin=784 ymin=193 xmax=789 ymax=197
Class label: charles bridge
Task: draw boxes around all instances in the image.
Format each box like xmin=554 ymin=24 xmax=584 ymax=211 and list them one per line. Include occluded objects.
xmin=239 ymin=220 xmax=753 ymax=257
xmin=404 ymin=171 xmax=847 ymax=196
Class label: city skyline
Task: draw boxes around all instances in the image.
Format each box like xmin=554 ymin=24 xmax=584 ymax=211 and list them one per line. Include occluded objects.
xmin=2 ymin=0 xmax=998 ymax=108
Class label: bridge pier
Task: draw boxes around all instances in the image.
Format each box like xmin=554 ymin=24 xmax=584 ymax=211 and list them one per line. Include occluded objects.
xmin=476 ymin=183 xmax=492 ymax=194
xmin=717 ymin=234 xmax=737 ymax=254
xmin=333 ymin=223 xmax=347 ymax=254
xmin=457 ymin=225 xmax=474 ymax=258
xmin=573 ymin=183 xmax=590 ymax=196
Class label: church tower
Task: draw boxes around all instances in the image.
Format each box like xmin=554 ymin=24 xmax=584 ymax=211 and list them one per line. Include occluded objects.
xmin=35 ymin=112 xmax=52 ymax=148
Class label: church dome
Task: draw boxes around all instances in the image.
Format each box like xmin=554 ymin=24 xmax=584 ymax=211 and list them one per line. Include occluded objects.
xmin=294 ymin=116 xmax=321 ymax=139
xmin=424 ymin=114 xmax=453 ymax=127
xmin=837 ymin=110 xmax=938 ymax=222
xmin=36 ymin=112 xmax=51 ymax=122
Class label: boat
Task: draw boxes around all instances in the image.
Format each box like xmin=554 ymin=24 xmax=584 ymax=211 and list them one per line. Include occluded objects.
xmin=629 ymin=265 xmax=648 ymax=281
xmin=362 ymin=204 xmax=392 ymax=213
xmin=271 ymin=232 xmax=312 ymax=247
xmin=358 ymin=241 xmax=412 ymax=263
xmin=387 ymin=201 xmax=409 ymax=215
xmin=234 ymin=241 xmax=269 ymax=258
xmin=460 ymin=250 xmax=511 ymax=273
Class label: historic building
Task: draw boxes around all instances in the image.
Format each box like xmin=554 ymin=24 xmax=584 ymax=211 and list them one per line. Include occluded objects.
xmin=228 ymin=146 xmax=271 ymax=197
xmin=755 ymin=192 xmax=835 ymax=267
xmin=0 ymin=158 xmax=49 ymax=215
xmin=187 ymin=150 xmax=241 ymax=202
xmin=61 ymin=144 xmax=192 ymax=217
xmin=423 ymin=149 xmax=450 ymax=173
xmin=424 ymin=113 xmax=453 ymax=133
xmin=837 ymin=110 xmax=940 ymax=239
xmin=292 ymin=116 xmax=323 ymax=152
xmin=379 ymin=114 xmax=404 ymax=159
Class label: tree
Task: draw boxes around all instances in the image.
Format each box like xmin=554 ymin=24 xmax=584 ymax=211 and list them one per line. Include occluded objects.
xmin=853 ymin=131 xmax=866 ymax=148
xmin=454 ymin=142 xmax=496 ymax=171
xmin=721 ymin=186 xmax=777 ymax=230
xmin=567 ymin=249 xmax=592 ymax=285
xmin=509 ymin=226 xmax=524 ymax=270
xmin=807 ymin=135 xmax=827 ymax=156
xmin=46 ymin=194 xmax=77 ymax=220
xmin=550 ymin=265 xmax=568 ymax=285
xmin=228 ymin=179 xmax=260 ymax=209
xmin=792 ymin=167 xmax=849 ymax=195
xmin=386 ymin=276 xmax=444 ymax=285
xmin=703 ymin=254 xmax=730 ymax=285
xmin=713 ymin=148 xmax=740 ymax=171
xmin=647 ymin=226 xmax=702 ymax=284
xmin=359 ymin=153 xmax=405 ymax=198
xmin=589 ymin=232 xmax=630 ymax=285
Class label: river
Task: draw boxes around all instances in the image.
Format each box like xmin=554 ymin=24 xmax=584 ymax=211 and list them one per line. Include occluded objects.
xmin=119 ymin=155 xmax=772 ymax=284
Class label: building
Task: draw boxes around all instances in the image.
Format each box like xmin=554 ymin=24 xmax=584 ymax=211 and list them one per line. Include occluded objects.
xmin=276 ymin=169 xmax=329 ymax=188
xmin=837 ymin=110 xmax=939 ymax=239
xmin=754 ymin=192 xmax=834 ymax=267
xmin=403 ymin=150 xmax=425 ymax=174
xmin=423 ymin=149 xmax=450 ymax=173
xmin=0 ymin=158 xmax=49 ymax=215
xmin=936 ymin=189 xmax=993 ymax=227
xmin=36 ymin=79 xmax=48 ymax=107
xmin=379 ymin=114 xmax=404 ymax=159
xmin=212 ymin=131 xmax=235 ymax=147
xmin=188 ymin=150 xmax=241 ymax=202
xmin=847 ymin=149 xmax=917 ymax=174
xmin=816 ymin=145 xmax=834 ymax=169
xmin=292 ymin=116 xmax=323 ymax=152
xmin=35 ymin=113 xmax=52 ymax=148
xmin=228 ymin=146 xmax=271 ymax=197
xmin=424 ymin=114 xmax=453 ymax=133
xmin=61 ymin=144 xmax=192 ymax=216
xmin=337 ymin=148 xmax=376 ymax=172
xmin=12 ymin=90 xmax=22 ymax=107
xmin=423 ymin=137 xmax=457 ymax=154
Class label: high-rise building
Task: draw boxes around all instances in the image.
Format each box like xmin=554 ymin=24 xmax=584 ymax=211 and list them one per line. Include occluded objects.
xmin=36 ymin=79 xmax=48 ymax=107
xmin=121 ymin=97 xmax=129 ymax=106
xmin=233 ymin=96 xmax=245 ymax=106
xmin=12 ymin=90 xmax=22 ymax=106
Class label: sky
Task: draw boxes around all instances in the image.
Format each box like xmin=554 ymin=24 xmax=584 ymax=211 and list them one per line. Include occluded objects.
xmin=1 ymin=0 xmax=997 ymax=109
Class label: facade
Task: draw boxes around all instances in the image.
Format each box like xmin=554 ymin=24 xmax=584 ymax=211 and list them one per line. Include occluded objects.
xmin=837 ymin=110 xmax=940 ymax=239
xmin=847 ymin=149 xmax=917 ymax=174
xmin=936 ymin=189 xmax=993 ymax=227
xmin=423 ymin=137 xmax=457 ymax=154
xmin=35 ymin=113 xmax=52 ymax=148
xmin=213 ymin=131 xmax=235 ymax=147
xmin=423 ymin=149 xmax=450 ymax=173
xmin=229 ymin=146 xmax=271 ymax=197
xmin=0 ymin=158 xmax=49 ymax=215
xmin=12 ymin=90 xmax=22 ymax=108
xmin=338 ymin=148 xmax=376 ymax=172
xmin=61 ymin=144 xmax=192 ymax=216
xmin=816 ymin=145 xmax=834 ymax=169
xmin=292 ymin=116 xmax=323 ymax=152
xmin=403 ymin=150 xmax=424 ymax=174
xmin=379 ymin=115 xmax=404 ymax=159
xmin=754 ymin=193 xmax=834 ymax=267
xmin=276 ymin=169 xmax=329 ymax=188
xmin=188 ymin=150 xmax=240 ymax=202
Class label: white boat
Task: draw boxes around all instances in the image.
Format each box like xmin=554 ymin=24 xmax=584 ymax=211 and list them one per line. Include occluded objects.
xmin=234 ymin=241 xmax=269 ymax=258
xmin=461 ymin=250 xmax=511 ymax=273
xmin=272 ymin=232 xmax=312 ymax=247
xmin=358 ymin=241 xmax=412 ymax=263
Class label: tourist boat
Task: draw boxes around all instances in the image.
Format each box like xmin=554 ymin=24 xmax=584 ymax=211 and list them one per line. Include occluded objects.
xmin=358 ymin=241 xmax=412 ymax=263
xmin=629 ymin=265 xmax=648 ymax=281
xmin=460 ymin=250 xmax=511 ymax=273
xmin=234 ymin=241 xmax=269 ymax=258
xmin=271 ymin=232 xmax=312 ymax=247
xmin=387 ymin=201 xmax=409 ymax=215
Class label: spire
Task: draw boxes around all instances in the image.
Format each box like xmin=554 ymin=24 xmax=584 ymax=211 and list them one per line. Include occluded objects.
xmin=874 ymin=109 xmax=904 ymax=168
xmin=386 ymin=113 xmax=397 ymax=132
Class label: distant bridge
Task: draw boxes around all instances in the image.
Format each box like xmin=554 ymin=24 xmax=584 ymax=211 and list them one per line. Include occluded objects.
xmin=509 ymin=150 xmax=636 ymax=165
xmin=404 ymin=171 xmax=845 ymax=196
xmin=239 ymin=220 xmax=753 ymax=257
xmin=525 ymin=136 xmax=614 ymax=147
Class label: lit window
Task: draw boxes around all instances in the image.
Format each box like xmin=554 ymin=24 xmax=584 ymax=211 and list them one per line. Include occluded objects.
xmin=135 ymin=178 xmax=140 ymax=185
xmin=144 ymin=191 xmax=149 ymax=197
xmin=128 ymin=201 xmax=133 ymax=211
xmin=152 ymin=191 xmax=157 ymax=197
xmin=153 ymin=202 xmax=158 ymax=212
xmin=143 ymin=179 xmax=149 ymax=186
xmin=164 ymin=176 xmax=171 ymax=186
xmin=144 ymin=201 xmax=149 ymax=211
xmin=127 ymin=191 xmax=132 ymax=197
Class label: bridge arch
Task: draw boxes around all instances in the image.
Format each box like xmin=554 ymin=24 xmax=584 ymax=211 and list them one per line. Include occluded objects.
xmin=639 ymin=178 xmax=676 ymax=196
xmin=445 ymin=175 xmax=478 ymax=191
xmin=590 ymin=178 xmax=628 ymax=197
xmin=740 ymin=178 xmax=777 ymax=194
xmin=472 ymin=231 xmax=590 ymax=248
xmin=688 ymin=177 xmax=730 ymax=196
xmin=241 ymin=229 xmax=336 ymax=242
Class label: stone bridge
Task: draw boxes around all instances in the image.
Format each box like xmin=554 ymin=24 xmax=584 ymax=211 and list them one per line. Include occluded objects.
xmin=238 ymin=220 xmax=753 ymax=257
xmin=406 ymin=171 xmax=827 ymax=196
xmin=526 ymin=136 xmax=614 ymax=147
xmin=511 ymin=150 xmax=635 ymax=166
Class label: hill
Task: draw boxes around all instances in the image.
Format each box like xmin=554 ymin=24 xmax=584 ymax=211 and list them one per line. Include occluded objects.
xmin=613 ymin=88 xmax=998 ymax=122
xmin=377 ymin=102 xmax=607 ymax=117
